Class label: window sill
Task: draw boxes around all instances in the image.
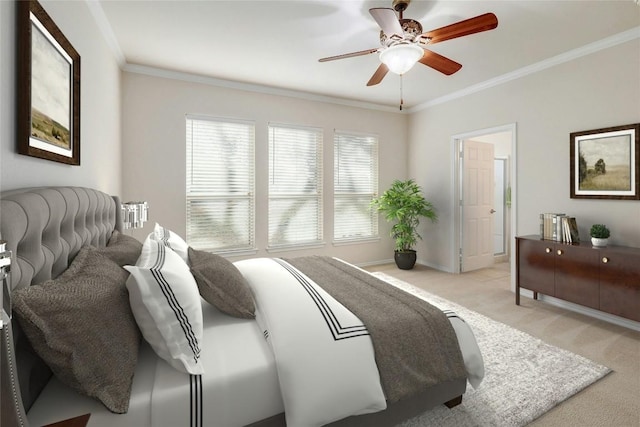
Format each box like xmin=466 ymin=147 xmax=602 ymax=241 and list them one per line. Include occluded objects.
xmin=333 ymin=237 xmax=380 ymax=246
xmin=266 ymin=242 xmax=326 ymax=253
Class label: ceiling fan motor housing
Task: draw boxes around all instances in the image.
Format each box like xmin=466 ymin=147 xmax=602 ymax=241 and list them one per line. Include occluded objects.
xmin=379 ymin=19 xmax=423 ymax=46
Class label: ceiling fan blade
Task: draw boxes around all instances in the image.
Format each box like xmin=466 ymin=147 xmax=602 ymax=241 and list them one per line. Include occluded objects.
xmin=366 ymin=64 xmax=389 ymax=86
xmin=418 ymin=49 xmax=462 ymax=75
xmin=422 ymin=12 xmax=498 ymax=44
xmin=369 ymin=8 xmax=403 ymax=38
xmin=319 ymin=48 xmax=379 ymax=62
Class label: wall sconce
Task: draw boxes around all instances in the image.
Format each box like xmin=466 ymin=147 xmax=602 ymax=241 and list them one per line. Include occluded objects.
xmin=121 ymin=201 xmax=149 ymax=230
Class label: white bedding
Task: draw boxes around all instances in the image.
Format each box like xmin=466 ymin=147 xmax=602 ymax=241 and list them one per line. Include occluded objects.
xmin=27 ymin=300 xmax=284 ymax=427
xmin=27 ymin=259 xmax=484 ymax=427
xmin=236 ymin=257 xmax=388 ymax=427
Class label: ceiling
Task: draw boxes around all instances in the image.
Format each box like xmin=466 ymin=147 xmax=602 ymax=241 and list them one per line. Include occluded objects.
xmin=94 ymin=1 xmax=640 ymax=111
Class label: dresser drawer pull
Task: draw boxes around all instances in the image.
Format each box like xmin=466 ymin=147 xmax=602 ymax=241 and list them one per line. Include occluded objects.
xmin=557 ymin=249 xmax=563 ymax=256
xmin=545 ymin=247 xmax=552 ymax=253
xmin=602 ymin=257 xmax=609 ymax=264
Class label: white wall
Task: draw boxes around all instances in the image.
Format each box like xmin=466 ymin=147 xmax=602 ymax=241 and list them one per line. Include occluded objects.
xmin=0 ymin=0 xmax=122 ymax=194
xmin=121 ymin=71 xmax=408 ymax=265
xmin=408 ymin=39 xmax=640 ymax=272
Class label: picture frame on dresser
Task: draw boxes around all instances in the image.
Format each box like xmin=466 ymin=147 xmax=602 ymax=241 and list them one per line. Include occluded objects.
xmin=16 ymin=0 xmax=81 ymax=166
xmin=570 ymin=123 xmax=640 ymax=200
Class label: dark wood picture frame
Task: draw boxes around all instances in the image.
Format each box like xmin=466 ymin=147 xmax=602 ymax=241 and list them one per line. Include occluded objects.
xmin=570 ymin=123 xmax=640 ymax=200
xmin=17 ymin=0 xmax=80 ymax=165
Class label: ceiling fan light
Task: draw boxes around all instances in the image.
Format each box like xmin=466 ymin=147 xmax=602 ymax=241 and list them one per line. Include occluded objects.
xmin=379 ymin=44 xmax=424 ymax=75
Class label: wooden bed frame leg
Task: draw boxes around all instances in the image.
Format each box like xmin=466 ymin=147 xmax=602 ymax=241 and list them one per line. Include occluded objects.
xmin=444 ymin=395 xmax=463 ymax=408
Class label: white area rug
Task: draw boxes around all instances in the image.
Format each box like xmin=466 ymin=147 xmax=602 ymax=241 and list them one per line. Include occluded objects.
xmin=371 ymin=272 xmax=612 ymax=427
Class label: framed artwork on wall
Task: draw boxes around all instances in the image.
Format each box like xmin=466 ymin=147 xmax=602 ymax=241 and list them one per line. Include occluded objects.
xmin=16 ymin=0 xmax=81 ymax=165
xmin=570 ymin=123 xmax=640 ymax=200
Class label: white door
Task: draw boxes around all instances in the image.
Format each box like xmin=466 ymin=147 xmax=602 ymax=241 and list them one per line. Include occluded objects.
xmin=462 ymin=140 xmax=495 ymax=272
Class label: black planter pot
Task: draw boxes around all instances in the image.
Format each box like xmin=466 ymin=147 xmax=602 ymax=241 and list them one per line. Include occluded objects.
xmin=394 ymin=250 xmax=417 ymax=270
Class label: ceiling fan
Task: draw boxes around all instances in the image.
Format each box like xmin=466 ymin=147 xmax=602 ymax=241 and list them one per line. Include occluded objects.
xmin=319 ymin=0 xmax=498 ymax=87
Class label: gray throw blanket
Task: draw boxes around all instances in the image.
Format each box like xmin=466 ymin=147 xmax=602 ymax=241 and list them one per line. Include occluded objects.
xmin=283 ymin=256 xmax=467 ymax=403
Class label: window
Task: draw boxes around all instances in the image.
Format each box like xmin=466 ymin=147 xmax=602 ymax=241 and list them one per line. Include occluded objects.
xmin=186 ymin=115 xmax=254 ymax=252
xmin=268 ymin=123 xmax=323 ymax=248
xmin=334 ymin=130 xmax=379 ymax=241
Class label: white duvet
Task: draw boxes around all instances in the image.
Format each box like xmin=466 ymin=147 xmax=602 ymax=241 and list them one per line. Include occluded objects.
xmin=236 ymin=257 xmax=388 ymax=427
xmin=28 ymin=258 xmax=484 ymax=427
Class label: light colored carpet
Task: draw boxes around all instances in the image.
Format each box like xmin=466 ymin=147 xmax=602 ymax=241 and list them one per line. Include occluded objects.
xmin=371 ymin=272 xmax=612 ymax=427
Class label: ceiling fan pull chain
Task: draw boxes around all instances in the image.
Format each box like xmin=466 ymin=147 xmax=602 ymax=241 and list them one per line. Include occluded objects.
xmin=399 ymin=74 xmax=404 ymax=111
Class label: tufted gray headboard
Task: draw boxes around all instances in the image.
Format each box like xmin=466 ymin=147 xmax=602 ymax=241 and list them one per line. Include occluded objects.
xmin=0 ymin=187 xmax=123 ymax=412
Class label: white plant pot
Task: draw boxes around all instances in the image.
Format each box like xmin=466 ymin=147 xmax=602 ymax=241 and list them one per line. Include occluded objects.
xmin=591 ymin=237 xmax=608 ymax=247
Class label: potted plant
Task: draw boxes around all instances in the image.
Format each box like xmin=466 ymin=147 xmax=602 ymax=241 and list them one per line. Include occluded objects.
xmin=590 ymin=224 xmax=610 ymax=247
xmin=371 ymin=179 xmax=438 ymax=270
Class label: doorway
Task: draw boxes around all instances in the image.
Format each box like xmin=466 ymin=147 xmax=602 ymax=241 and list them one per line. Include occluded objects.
xmin=451 ymin=124 xmax=516 ymax=274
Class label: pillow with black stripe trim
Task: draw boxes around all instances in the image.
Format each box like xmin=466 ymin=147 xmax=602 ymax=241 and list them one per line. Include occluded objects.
xmin=124 ymin=236 xmax=204 ymax=375
xmin=152 ymin=222 xmax=189 ymax=264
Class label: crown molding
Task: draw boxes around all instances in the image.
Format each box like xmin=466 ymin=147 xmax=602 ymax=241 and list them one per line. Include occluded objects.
xmin=408 ymin=26 xmax=640 ymax=113
xmin=85 ymin=0 xmax=125 ymax=66
xmin=122 ymin=64 xmax=403 ymax=113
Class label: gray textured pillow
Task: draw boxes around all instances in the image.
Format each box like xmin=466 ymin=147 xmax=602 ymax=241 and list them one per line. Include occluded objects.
xmin=12 ymin=247 xmax=141 ymax=414
xmin=97 ymin=230 xmax=143 ymax=266
xmin=188 ymin=247 xmax=255 ymax=318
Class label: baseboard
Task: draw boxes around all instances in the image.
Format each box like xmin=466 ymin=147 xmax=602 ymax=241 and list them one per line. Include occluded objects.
xmin=416 ymin=259 xmax=453 ymax=273
xmin=356 ymin=259 xmax=394 ymax=268
xmin=518 ymin=289 xmax=640 ymax=331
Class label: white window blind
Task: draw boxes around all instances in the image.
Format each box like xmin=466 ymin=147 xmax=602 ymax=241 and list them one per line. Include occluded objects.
xmin=268 ymin=123 xmax=323 ymax=247
xmin=186 ymin=115 xmax=255 ymax=252
xmin=334 ymin=130 xmax=379 ymax=241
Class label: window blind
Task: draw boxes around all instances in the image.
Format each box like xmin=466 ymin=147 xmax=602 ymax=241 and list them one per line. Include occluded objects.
xmin=334 ymin=131 xmax=379 ymax=241
xmin=186 ymin=115 xmax=255 ymax=251
xmin=268 ymin=123 xmax=323 ymax=247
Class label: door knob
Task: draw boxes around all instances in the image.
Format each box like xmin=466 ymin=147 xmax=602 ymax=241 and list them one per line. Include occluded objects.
xmin=490 ymin=209 xmax=496 ymax=214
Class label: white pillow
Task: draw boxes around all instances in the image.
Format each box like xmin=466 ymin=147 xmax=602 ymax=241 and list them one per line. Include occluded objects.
xmin=124 ymin=236 xmax=204 ymax=374
xmin=152 ymin=222 xmax=189 ymax=264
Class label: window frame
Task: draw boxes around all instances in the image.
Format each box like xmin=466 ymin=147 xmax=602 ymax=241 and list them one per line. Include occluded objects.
xmin=185 ymin=114 xmax=256 ymax=254
xmin=267 ymin=122 xmax=324 ymax=250
xmin=333 ymin=129 xmax=380 ymax=244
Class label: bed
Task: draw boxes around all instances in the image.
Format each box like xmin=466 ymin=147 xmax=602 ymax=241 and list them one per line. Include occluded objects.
xmin=0 ymin=186 xmax=484 ymax=427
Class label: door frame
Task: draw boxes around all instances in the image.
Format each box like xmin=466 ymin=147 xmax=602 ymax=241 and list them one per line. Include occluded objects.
xmin=493 ymin=156 xmax=510 ymax=261
xmin=450 ymin=123 xmax=517 ymax=287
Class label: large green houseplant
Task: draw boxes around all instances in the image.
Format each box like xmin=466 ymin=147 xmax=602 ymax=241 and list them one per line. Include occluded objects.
xmin=371 ymin=179 xmax=438 ymax=269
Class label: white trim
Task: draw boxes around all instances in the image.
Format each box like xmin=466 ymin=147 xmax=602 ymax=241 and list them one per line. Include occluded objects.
xmin=355 ymin=259 xmax=394 ymax=268
xmin=415 ymin=259 xmax=451 ymax=273
xmin=332 ymin=237 xmax=381 ymax=246
xmin=408 ymin=26 xmax=640 ymax=113
xmin=85 ymin=0 xmax=126 ymax=66
xmin=123 ymin=64 xmax=402 ymax=114
xmin=450 ymin=123 xmax=518 ymax=277
xmin=266 ymin=242 xmax=327 ymax=253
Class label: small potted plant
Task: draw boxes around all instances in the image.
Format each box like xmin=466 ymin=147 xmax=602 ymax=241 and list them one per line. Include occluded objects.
xmin=371 ymin=179 xmax=438 ymax=270
xmin=590 ymin=224 xmax=610 ymax=247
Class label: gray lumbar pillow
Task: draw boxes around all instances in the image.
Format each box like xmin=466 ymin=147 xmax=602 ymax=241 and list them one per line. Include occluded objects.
xmin=12 ymin=247 xmax=141 ymax=413
xmin=188 ymin=247 xmax=255 ymax=318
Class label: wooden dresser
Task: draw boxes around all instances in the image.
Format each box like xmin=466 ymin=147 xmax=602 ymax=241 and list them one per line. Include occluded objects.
xmin=515 ymin=235 xmax=640 ymax=322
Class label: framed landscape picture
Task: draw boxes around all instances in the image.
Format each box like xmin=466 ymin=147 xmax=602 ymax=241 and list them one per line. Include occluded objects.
xmin=17 ymin=0 xmax=80 ymax=165
xmin=570 ymin=123 xmax=640 ymax=200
